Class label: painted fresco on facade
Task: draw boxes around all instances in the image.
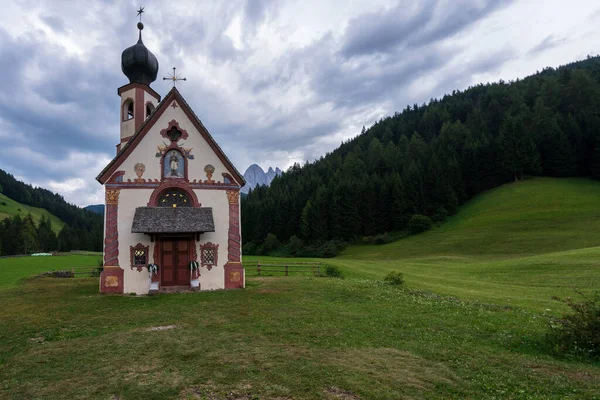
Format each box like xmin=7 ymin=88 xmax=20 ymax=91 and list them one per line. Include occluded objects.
xmin=164 ymin=150 xmax=185 ymax=178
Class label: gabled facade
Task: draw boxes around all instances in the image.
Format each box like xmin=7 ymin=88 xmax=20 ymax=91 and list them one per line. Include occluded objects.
xmin=96 ymin=20 xmax=244 ymax=294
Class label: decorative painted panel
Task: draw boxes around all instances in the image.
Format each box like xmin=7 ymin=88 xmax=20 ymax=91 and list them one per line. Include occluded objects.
xmin=163 ymin=150 xmax=185 ymax=179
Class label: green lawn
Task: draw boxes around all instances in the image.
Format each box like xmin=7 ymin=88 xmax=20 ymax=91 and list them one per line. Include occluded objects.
xmin=0 ymin=253 xmax=101 ymax=289
xmin=0 ymin=276 xmax=598 ymax=399
xmin=0 ymin=193 xmax=64 ymax=234
xmin=0 ymin=177 xmax=600 ymax=398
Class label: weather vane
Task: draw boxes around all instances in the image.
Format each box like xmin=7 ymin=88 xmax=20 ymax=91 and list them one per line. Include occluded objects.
xmin=163 ymin=67 xmax=187 ymax=87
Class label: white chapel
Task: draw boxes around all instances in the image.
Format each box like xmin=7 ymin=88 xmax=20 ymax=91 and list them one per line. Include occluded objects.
xmin=96 ymin=17 xmax=245 ymax=294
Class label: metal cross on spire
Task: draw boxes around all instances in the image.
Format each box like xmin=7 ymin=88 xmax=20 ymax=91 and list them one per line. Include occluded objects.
xmin=137 ymin=6 xmax=145 ymax=22
xmin=163 ymin=67 xmax=187 ymax=87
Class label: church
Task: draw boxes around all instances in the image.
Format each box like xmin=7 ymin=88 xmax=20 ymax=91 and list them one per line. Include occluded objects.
xmin=96 ymin=17 xmax=245 ymax=294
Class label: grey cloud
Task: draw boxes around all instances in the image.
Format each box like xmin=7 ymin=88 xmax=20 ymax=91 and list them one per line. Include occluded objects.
xmin=341 ymin=0 xmax=515 ymax=58
xmin=0 ymin=0 xmax=581 ymax=206
xmin=528 ymin=35 xmax=568 ymax=56
xmin=41 ymin=15 xmax=65 ymax=33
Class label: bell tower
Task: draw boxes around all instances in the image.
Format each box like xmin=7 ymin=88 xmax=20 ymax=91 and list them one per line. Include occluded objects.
xmin=117 ymin=12 xmax=161 ymax=152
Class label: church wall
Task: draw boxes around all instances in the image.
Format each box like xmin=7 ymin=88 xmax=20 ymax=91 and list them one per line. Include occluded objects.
xmin=114 ymin=187 xmax=233 ymax=294
xmin=117 ymin=104 xmax=233 ymax=184
xmin=144 ymin=91 xmax=159 ymax=110
xmin=117 ymin=189 xmax=155 ymax=294
xmin=192 ymin=189 xmax=230 ymax=291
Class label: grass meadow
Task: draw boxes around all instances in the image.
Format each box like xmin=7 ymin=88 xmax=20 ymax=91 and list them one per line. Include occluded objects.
xmin=0 ymin=178 xmax=599 ymax=398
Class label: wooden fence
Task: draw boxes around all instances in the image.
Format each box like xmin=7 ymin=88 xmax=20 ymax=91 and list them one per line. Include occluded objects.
xmin=70 ymin=267 xmax=103 ymax=277
xmin=246 ymin=261 xmax=324 ymax=277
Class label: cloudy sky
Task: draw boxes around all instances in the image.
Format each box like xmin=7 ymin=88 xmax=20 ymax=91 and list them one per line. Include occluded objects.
xmin=0 ymin=0 xmax=598 ymax=206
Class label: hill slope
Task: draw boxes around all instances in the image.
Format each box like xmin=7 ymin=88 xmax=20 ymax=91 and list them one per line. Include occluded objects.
xmin=342 ymin=177 xmax=600 ymax=260
xmin=323 ymin=177 xmax=600 ymax=311
xmin=0 ymin=193 xmax=64 ymax=234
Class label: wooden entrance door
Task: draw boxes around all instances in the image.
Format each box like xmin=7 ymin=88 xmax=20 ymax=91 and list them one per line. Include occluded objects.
xmin=160 ymin=238 xmax=191 ymax=286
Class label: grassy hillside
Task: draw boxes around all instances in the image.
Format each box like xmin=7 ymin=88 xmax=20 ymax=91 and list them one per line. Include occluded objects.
xmin=330 ymin=177 xmax=600 ymax=311
xmin=245 ymin=178 xmax=600 ymax=311
xmin=0 ymin=193 xmax=64 ymax=234
xmin=343 ymin=177 xmax=600 ymax=259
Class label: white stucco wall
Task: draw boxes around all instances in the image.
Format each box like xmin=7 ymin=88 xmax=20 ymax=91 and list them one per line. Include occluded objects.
xmin=118 ymin=102 xmax=233 ymax=184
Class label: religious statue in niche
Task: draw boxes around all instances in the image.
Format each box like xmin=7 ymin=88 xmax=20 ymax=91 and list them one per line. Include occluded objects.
xmin=164 ymin=150 xmax=185 ymax=178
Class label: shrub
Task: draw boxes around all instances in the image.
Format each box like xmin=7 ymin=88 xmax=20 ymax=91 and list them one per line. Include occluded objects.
xmin=297 ymin=240 xmax=347 ymax=258
xmin=0 ymin=201 xmax=6 ymax=206
xmin=242 ymin=241 xmax=258 ymax=255
xmin=262 ymin=233 xmax=280 ymax=254
xmin=287 ymin=235 xmax=303 ymax=255
xmin=548 ymin=290 xmax=600 ymax=359
xmin=374 ymin=233 xmax=393 ymax=245
xmin=407 ymin=214 xmax=434 ymax=235
xmin=324 ymin=265 xmax=343 ymax=278
xmin=384 ymin=271 xmax=405 ymax=286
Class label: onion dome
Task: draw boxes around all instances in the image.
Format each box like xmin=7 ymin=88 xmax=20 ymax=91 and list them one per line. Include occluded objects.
xmin=121 ymin=22 xmax=159 ymax=86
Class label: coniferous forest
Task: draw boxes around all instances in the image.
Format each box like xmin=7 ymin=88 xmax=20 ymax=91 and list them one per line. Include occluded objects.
xmin=241 ymin=56 xmax=600 ymax=256
xmin=0 ymin=169 xmax=103 ymax=255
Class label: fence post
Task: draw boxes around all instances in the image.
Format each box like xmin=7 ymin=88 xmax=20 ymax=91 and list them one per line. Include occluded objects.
xmin=312 ymin=264 xmax=316 ymax=276
xmin=285 ymin=264 xmax=288 ymax=276
xmin=258 ymin=261 xmax=261 ymax=276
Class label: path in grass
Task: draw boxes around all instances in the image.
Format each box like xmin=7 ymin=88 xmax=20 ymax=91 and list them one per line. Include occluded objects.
xmin=0 ymin=254 xmax=102 ymax=289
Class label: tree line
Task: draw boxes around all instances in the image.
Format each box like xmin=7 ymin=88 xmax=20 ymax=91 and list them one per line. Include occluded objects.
xmin=242 ymin=56 xmax=600 ymax=255
xmin=0 ymin=170 xmax=103 ymax=255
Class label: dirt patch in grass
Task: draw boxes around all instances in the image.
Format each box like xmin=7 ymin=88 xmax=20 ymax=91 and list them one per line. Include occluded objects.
xmin=257 ymin=289 xmax=280 ymax=294
xmin=527 ymin=363 xmax=599 ymax=384
xmin=323 ymin=347 xmax=457 ymax=392
xmin=324 ymin=386 xmax=361 ymax=399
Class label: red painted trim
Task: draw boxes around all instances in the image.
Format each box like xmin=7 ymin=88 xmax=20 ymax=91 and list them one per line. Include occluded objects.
xmin=98 ymin=88 xmax=244 ymax=186
xmin=121 ymin=136 xmax=133 ymax=143
xmin=103 ymin=190 xmax=120 ymax=267
xmin=147 ymin=182 xmax=201 ymax=207
xmin=160 ymin=119 xmax=189 ymax=142
xmin=134 ymin=88 xmax=144 ymax=131
xmin=224 ymin=189 xmax=243 ymax=289
xmin=100 ymin=267 xmax=124 ymax=294
xmin=108 ymin=171 xmax=126 ymax=183
xmin=105 ymin=181 xmax=239 ymax=190
xmin=118 ymin=82 xmax=161 ymax=102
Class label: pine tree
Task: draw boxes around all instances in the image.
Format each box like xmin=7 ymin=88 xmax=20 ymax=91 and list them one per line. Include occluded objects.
xmin=21 ymin=214 xmax=37 ymax=254
xmin=499 ymin=115 xmax=541 ymax=181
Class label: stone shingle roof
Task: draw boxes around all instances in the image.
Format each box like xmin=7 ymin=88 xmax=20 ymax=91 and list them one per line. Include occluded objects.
xmin=131 ymin=207 xmax=215 ymax=233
